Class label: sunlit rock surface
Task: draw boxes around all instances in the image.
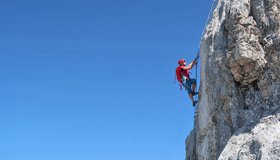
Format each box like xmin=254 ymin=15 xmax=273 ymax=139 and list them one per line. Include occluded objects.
xmin=185 ymin=0 xmax=280 ymax=159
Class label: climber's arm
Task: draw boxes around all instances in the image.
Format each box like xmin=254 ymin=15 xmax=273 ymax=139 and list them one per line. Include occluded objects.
xmin=181 ymin=60 xmax=197 ymax=70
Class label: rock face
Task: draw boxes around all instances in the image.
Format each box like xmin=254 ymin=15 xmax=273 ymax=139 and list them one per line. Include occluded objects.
xmin=185 ymin=0 xmax=280 ymax=159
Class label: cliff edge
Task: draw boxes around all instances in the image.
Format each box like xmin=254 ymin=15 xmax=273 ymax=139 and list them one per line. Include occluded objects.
xmin=186 ymin=0 xmax=280 ymax=159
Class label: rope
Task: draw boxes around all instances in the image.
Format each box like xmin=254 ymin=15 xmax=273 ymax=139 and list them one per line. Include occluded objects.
xmin=199 ymin=0 xmax=220 ymax=44
xmin=194 ymin=50 xmax=199 ymax=103
xmin=174 ymin=0 xmax=220 ymax=106
xmin=174 ymin=73 xmax=176 ymax=84
xmin=193 ymin=0 xmax=219 ymax=105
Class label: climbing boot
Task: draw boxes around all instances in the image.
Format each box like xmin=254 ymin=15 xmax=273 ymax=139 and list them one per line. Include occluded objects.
xmin=192 ymin=101 xmax=198 ymax=107
xmin=192 ymin=91 xmax=199 ymax=96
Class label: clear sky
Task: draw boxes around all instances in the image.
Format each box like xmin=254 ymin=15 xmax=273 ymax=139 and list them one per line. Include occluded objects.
xmin=0 ymin=0 xmax=212 ymax=159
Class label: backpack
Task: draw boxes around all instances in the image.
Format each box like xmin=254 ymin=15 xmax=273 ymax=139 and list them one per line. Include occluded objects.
xmin=176 ymin=66 xmax=190 ymax=83
xmin=175 ymin=66 xmax=183 ymax=84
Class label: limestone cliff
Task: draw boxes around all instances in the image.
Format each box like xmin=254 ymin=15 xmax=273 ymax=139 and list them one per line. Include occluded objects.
xmin=185 ymin=0 xmax=280 ymax=159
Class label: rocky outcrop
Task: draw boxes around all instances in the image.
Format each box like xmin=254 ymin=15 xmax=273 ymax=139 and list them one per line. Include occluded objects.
xmin=185 ymin=0 xmax=280 ymax=159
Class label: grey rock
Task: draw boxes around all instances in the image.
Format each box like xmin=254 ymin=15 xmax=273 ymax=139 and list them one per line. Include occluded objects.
xmin=185 ymin=0 xmax=280 ymax=159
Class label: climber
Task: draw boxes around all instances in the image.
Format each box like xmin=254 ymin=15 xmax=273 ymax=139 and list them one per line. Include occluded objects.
xmin=175 ymin=58 xmax=199 ymax=106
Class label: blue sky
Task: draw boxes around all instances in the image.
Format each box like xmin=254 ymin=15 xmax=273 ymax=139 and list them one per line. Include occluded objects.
xmin=0 ymin=0 xmax=212 ymax=159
